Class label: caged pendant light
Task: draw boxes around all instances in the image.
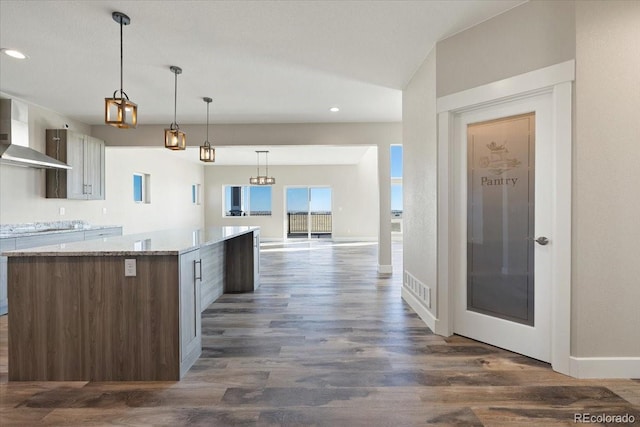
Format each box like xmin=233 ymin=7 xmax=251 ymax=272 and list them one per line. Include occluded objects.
xmin=249 ymin=150 xmax=275 ymax=185
xmin=104 ymin=11 xmax=137 ymax=128
xmin=199 ymin=97 xmax=215 ymax=162
xmin=164 ymin=66 xmax=186 ymax=150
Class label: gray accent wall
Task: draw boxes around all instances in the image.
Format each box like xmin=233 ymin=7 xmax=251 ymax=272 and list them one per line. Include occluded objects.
xmin=436 ymin=0 xmax=575 ymax=97
xmin=404 ymin=0 xmax=640 ymax=362
xmin=573 ymin=0 xmax=640 ymax=357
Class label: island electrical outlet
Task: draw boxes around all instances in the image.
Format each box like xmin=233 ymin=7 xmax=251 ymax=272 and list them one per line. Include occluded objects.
xmin=124 ymin=259 xmax=136 ymax=277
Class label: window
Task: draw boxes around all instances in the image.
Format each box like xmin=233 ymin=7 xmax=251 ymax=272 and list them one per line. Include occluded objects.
xmin=391 ymin=145 xmax=403 ymax=234
xmin=192 ymin=184 xmax=201 ymax=205
xmin=223 ymin=185 xmax=272 ymax=217
xmin=390 ymin=145 xmax=403 ymax=217
xmin=391 ymin=145 xmax=403 ymax=178
xmin=133 ymin=173 xmax=150 ymax=203
xmin=391 ymin=184 xmax=403 ymax=218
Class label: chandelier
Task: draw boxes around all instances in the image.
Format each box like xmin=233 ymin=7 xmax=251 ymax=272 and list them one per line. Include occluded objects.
xmin=249 ymin=150 xmax=275 ymax=185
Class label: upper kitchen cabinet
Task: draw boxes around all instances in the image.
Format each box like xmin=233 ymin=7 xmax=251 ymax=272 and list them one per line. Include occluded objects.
xmin=45 ymin=129 xmax=105 ymax=200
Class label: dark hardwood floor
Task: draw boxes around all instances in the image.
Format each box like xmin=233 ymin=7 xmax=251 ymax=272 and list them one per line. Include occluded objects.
xmin=1 ymin=240 xmax=638 ymax=426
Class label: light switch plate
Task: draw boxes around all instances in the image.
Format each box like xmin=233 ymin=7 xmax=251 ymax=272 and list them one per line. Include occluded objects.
xmin=124 ymin=259 xmax=136 ymax=277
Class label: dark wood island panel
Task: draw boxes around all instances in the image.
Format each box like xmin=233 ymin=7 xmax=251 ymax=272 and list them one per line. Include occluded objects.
xmin=5 ymin=226 xmax=259 ymax=382
xmin=8 ymin=255 xmax=180 ymax=381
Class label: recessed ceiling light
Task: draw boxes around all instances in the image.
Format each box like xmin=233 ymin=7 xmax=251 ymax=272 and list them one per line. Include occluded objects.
xmin=329 ymin=107 xmax=340 ymax=112
xmin=1 ymin=48 xmax=28 ymax=59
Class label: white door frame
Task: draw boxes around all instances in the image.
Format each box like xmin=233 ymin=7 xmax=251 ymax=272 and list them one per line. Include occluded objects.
xmin=435 ymin=60 xmax=574 ymax=375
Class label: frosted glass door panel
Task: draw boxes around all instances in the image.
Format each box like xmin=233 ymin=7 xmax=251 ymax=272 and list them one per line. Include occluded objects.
xmin=467 ymin=113 xmax=535 ymax=326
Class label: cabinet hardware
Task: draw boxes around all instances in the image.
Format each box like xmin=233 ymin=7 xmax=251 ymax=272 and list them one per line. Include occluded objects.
xmin=194 ymin=259 xmax=202 ymax=281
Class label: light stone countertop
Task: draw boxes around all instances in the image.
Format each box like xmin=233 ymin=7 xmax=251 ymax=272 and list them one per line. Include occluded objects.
xmin=2 ymin=226 xmax=259 ymax=257
xmin=0 ymin=224 xmax=121 ymax=239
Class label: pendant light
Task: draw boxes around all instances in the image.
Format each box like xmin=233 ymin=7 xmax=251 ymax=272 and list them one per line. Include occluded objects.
xmin=249 ymin=151 xmax=276 ymax=185
xmin=104 ymin=11 xmax=137 ymax=128
xmin=199 ymin=97 xmax=215 ymax=162
xmin=164 ymin=65 xmax=186 ymax=150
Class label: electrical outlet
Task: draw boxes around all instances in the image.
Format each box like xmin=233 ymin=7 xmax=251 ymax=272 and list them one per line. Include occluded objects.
xmin=124 ymin=259 xmax=136 ymax=277
xmin=59 ymin=207 xmax=65 ymax=215
xmin=102 ymin=207 xmax=107 ymax=215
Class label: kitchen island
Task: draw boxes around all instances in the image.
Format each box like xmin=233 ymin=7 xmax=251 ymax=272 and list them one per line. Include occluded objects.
xmin=3 ymin=226 xmax=260 ymax=381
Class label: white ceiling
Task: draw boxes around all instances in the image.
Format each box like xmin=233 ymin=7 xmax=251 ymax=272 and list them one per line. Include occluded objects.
xmin=0 ymin=0 xmax=524 ymax=126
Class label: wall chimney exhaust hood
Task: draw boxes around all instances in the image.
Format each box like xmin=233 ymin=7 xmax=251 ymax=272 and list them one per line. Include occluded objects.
xmin=0 ymin=99 xmax=71 ymax=169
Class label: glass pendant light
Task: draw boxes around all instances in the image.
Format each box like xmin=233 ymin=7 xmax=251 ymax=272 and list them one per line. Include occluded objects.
xmin=249 ymin=150 xmax=276 ymax=185
xmin=164 ymin=66 xmax=186 ymax=150
xmin=199 ymin=97 xmax=215 ymax=162
xmin=104 ymin=11 xmax=137 ymax=128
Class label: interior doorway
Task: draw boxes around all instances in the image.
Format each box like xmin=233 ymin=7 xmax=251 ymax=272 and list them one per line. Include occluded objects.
xmin=434 ymin=60 xmax=574 ymax=374
xmin=286 ymin=187 xmax=332 ymax=238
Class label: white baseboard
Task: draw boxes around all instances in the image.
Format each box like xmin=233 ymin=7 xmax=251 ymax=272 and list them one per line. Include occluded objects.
xmin=402 ymin=287 xmax=437 ymax=333
xmin=332 ymin=236 xmax=378 ymax=242
xmin=378 ymin=264 xmax=393 ymax=274
xmin=569 ymin=356 xmax=640 ymax=379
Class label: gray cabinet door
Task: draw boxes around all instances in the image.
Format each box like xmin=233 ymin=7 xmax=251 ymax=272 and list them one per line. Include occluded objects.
xmin=45 ymin=130 xmax=105 ymax=200
xmin=84 ymin=136 xmax=105 ymax=200
xmin=66 ymin=131 xmax=86 ymax=200
xmin=0 ymin=238 xmax=12 ymax=315
xmin=15 ymin=231 xmax=85 ymax=249
xmin=253 ymin=230 xmax=260 ymax=290
xmin=199 ymin=242 xmax=224 ymax=311
xmin=179 ymin=249 xmax=201 ymax=366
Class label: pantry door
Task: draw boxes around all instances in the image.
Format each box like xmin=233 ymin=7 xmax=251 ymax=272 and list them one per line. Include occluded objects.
xmin=453 ymin=94 xmax=552 ymax=362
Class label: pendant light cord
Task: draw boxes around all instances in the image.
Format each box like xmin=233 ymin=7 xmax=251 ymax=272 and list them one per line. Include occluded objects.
xmin=119 ymin=17 xmax=124 ymax=96
xmin=173 ymin=71 xmax=178 ymax=127
xmin=206 ymin=101 xmax=210 ymax=144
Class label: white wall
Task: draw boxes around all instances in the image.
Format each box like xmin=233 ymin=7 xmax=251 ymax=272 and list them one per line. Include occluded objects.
xmin=401 ymin=47 xmax=438 ymax=323
xmin=204 ymin=147 xmax=379 ymax=240
xmin=0 ymin=97 xmax=204 ymax=233
xmin=573 ymin=0 xmax=640 ymax=357
xmin=103 ymin=148 xmax=204 ymax=234
xmin=0 ymin=97 xmax=91 ymax=224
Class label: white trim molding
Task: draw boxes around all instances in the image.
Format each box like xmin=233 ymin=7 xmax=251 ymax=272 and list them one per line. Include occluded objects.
xmin=437 ymin=60 xmax=575 ymax=113
xmin=570 ymin=357 xmax=640 ymax=379
xmin=402 ymin=287 xmax=437 ymax=332
xmin=436 ymin=60 xmax=575 ymax=376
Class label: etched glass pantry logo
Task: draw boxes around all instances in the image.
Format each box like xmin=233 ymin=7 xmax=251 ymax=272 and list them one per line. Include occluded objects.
xmin=479 ymin=141 xmax=521 ymax=187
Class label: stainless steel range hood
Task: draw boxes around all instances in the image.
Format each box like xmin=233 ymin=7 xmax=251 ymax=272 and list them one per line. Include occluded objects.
xmin=0 ymin=99 xmax=71 ymax=169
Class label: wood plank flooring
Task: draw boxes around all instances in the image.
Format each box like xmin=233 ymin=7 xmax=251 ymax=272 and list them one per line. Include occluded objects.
xmin=1 ymin=240 xmax=639 ymax=426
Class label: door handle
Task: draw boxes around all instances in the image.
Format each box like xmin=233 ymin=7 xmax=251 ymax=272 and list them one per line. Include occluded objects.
xmin=193 ymin=259 xmax=202 ymax=281
xmin=535 ymin=237 xmax=549 ymax=246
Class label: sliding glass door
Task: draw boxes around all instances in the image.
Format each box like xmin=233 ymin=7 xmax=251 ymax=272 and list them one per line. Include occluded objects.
xmin=286 ymin=187 xmax=332 ymax=238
